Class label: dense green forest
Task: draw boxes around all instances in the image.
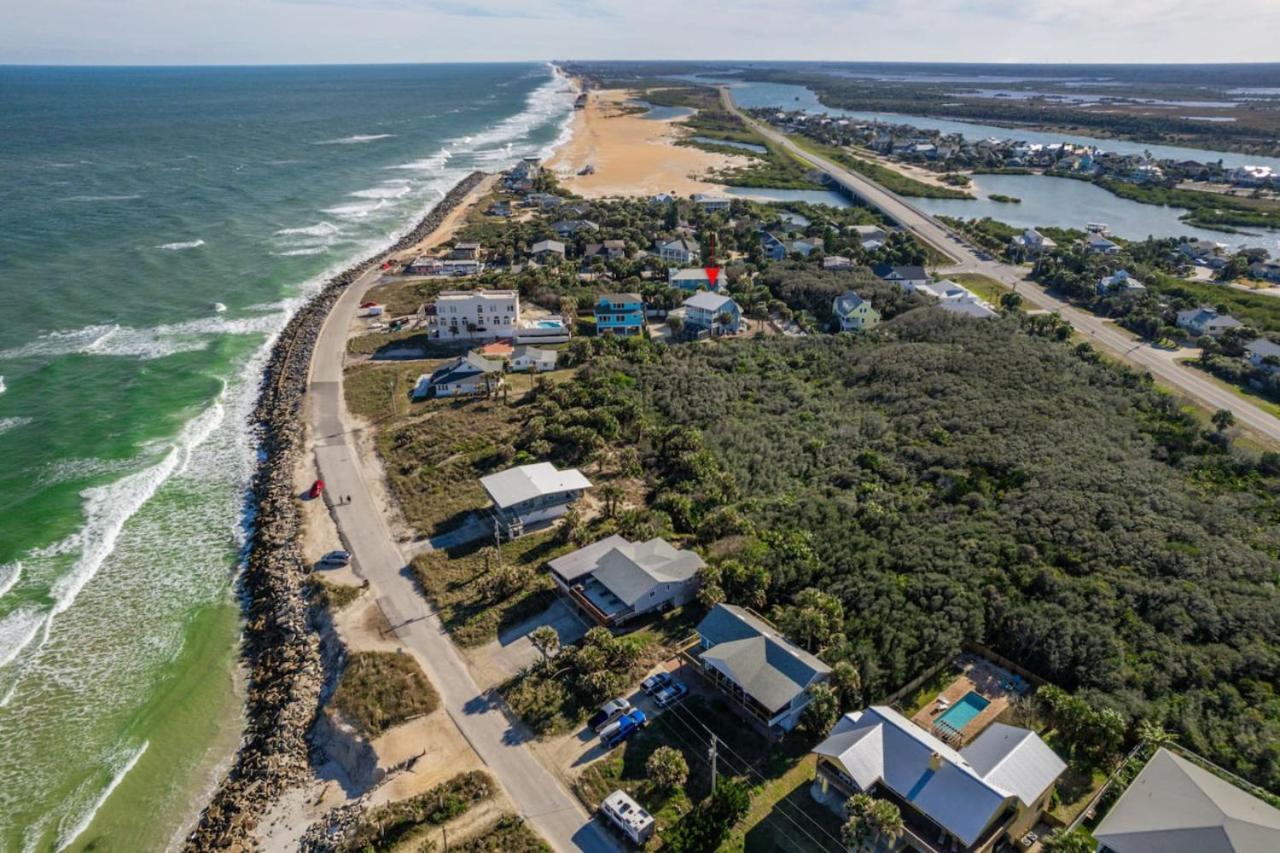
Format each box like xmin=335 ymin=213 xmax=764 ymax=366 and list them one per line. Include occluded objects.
xmin=521 ymin=310 xmax=1280 ymax=792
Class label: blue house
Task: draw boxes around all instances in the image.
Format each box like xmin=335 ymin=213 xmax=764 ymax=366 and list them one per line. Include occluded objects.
xmin=595 ymin=293 xmax=645 ymax=336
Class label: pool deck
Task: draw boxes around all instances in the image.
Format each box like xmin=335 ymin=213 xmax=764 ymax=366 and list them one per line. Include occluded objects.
xmin=912 ymin=653 xmax=1029 ymax=746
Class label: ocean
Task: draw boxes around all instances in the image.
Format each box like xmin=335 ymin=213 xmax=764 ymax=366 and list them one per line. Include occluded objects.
xmin=0 ymin=62 xmax=574 ymax=852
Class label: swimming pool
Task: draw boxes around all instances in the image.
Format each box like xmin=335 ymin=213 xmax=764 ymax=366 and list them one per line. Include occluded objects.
xmin=937 ymin=691 xmax=989 ymax=732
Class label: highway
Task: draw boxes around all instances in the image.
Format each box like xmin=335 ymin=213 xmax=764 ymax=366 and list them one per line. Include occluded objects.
xmin=308 ymin=262 xmax=619 ymax=853
xmin=722 ymin=88 xmax=1280 ymax=445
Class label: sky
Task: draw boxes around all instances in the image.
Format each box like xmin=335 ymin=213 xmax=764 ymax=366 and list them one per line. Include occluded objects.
xmin=4 ymin=0 xmax=1280 ymax=65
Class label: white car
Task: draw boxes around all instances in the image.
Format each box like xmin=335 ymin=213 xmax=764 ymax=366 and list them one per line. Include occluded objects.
xmin=589 ymin=698 xmax=633 ymax=733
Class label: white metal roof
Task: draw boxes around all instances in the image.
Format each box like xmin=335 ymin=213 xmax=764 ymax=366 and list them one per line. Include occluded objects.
xmin=1093 ymin=749 xmax=1280 ymax=853
xmin=962 ymin=722 xmax=1067 ymax=808
xmin=683 ymin=291 xmax=736 ymax=313
xmin=479 ymin=462 xmax=592 ymax=509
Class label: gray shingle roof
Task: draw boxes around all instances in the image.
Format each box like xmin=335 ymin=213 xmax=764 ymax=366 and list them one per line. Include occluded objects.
xmin=1093 ymin=749 xmax=1280 ymax=853
xmin=834 ymin=290 xmax=866 ymax=316
xmin=697 ymin=604 xmax=830 ymax=713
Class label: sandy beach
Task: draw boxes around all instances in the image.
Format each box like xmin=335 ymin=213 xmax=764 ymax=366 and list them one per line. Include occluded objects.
xmin=548 ymin=89 xmax=751 ymax=197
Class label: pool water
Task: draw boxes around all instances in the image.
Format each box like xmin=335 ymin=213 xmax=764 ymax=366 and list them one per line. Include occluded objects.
xmin=937 ymin=691 xmax=989 ymax=732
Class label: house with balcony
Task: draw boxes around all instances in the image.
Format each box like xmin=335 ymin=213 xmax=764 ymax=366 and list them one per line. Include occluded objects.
xmin=658 ymin=236 xmax=701 ymax=265
xmin=595 ymin=293 xmax=645 ymax=336
xmin=682 ymin=291 xmax=741 ymax=336
xmin=479 ymin=462 xmax=592 ymax=539
xmin=549 ymin=534 xmax=704 ymax=626
xmin=691 ymin=193 xmax=731 ymax=212
xmin=668 ymin=267 xmax=718 ymax=292
xmin=694 ymin=604 xmax=831 ymax=736
xmin=811 ymin=706 xmax=1065 ymax=853
xmin=833 ymin=291 xmax=880 ymax=332
xmin=426 ymin=290 xmax=520 ymax=340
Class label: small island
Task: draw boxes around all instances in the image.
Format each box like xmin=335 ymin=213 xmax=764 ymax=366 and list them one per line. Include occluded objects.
xmin=988 ymin=193 xmax=1022 ymax=203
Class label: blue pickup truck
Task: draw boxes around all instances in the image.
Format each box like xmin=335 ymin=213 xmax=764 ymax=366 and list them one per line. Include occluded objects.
xmin=602 ymin=710 xmax=647 ymax=748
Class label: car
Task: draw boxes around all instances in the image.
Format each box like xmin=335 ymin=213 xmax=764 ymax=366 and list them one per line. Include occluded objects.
xmin=654 ymin=682 xmax=688 ymax=709
xmin=588 ymin=698 xmax=632 ymax=733
xmin=319 ymin=550 xmax=351 ymax=566
xmin=603 ymin=710 xmax=647 ymax=748
xmin=640 ymin=672 xmax=672 ymax=695
xmin=308 ymin=479 xmax=325 ymax=499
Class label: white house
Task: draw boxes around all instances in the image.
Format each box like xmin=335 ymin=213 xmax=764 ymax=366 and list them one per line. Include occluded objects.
xmin=823 ymin=255 xmax=855 ymax=271
xmin=832 ymin=291 xmax=881 ymax=332
xmin=548 ymin=534 xmax=704 ymax=626
xmin=811 ymin=706 xmax=1065 ymax=853
xmin=479 ymin=462 xmax=593 ymax=539
xmin=440 ymin=259 xmax=484 ymax=277
xmin=426 ymin=290 xmax=520 ymax=340
xmin=696 ymin=604 xmax=831 ymax=736
xmin=509 ymin=345 xmax=558 ymax=373
xmin=412 ymin=353 xmax=504 ymax=399
xmin=682 ymin=291 xmax=741 ymax=335
xmin=849 ymin=224 xmax=888 ymax=250
xmin=1177 ymin=305 xmax=1243 ymax=337
xmin=530 ymin=239 xmax=566 ymax=260
xmin=1098 ymin=269 xmax=1146 ymax=295
xmin=658 ymin=237 xmax=701 ymax=265
xmin=1085 ymin=235 xmax=1122 ymax=256
xmin=691 ymin=192 xmax=731 ymax=212
xmin=872 ymin=264 xmax=930 ymax=292
xmin=1010 ymin=229 xmax=1055 ymax=255
xmin=939 ymin=299 xmax=999 ymax=320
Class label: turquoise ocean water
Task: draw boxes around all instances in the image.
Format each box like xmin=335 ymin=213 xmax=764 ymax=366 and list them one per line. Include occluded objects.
xmin=0 ymin=62 xmax=574 ymax=852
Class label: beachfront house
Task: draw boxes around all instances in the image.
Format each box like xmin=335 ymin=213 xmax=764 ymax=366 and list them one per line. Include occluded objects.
xmin=691 ymin=193 xmax=731 ymax=212
xmin=509 ymin=345 xmax=558 ymax=373
xmin=404 ymin=256 xmax=443 ymax=276
xmin=514 ymin=316 xmax=571 ymax=345
xmin=658 ymin=237 xmax=701 ymax=265
xmin=426 ymin=289 xmax=520 ymax=340
xmin=530 ymin=239 xmax=566 ymax=260
xmin=479 ymin=462 xmax=592 ymax=539
xmin=668 ymin=268 xmax=718 ymax=292
xmin=1097 ymin=269 xmax=1146 ymax=295
xmin=832 ymin=291 xmax=880 ymax=332
xmin=872 ymin=264 xmax=930 ymax=292
xmin=412 ymin=353 xmax=504 ymax=399
xmin=548 ymin=534 xmax=704 ymax=626
xmin=695 ymin=604 xmax=831 ymax=736
xmin=595 ymin=293 xmax=645 ymax=336
xmin=810 ymin=706 xmax=1065 ymax=853
xmin=1092 ymin=748 xmax=1280 ymax=853
xmin=1177 ymin=305 xmax=1243 ymax=337
xmin=682 ymin=291 xmax=741 ymax=336
xmin=440 ymin=259 xmax=484 ymax=277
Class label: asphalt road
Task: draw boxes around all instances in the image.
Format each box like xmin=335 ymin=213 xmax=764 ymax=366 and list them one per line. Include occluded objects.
xmin=307 ymin=263 xmax=619 ymax=853
xmin=725 ymin=89 xmax=1280 ymax=444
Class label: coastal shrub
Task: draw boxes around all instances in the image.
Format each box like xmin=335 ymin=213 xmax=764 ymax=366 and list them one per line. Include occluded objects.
xmin=308 ymin=577 xmax=364 ymax=611
xmin=446 ymin=814 xmax=549 ymax=852
xmin=331 ymin=651 xmax=440 ymax=738
xmin=336 ymin=770 xmax=494 ymax=852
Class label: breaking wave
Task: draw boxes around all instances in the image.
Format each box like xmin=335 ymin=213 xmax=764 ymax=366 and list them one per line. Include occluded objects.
xmin=155 ymin=239 xmax=205 ymax=251
xmin=54 ymin=741 xmax=150 ymax=853
xmin=314 ymin=133 xmax=394 ymax=145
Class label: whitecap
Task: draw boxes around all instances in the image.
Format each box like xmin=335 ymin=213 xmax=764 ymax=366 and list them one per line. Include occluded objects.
xmin=0 ymin=417 xmax=32 ymax=436
xmin=348 ymin=184 xmax=411 ymax=200
xmin=314 ymin=133 xmax=394 ymax=145
xmin=54 ymin=741 xmax=150 ymax=853
xmin=155 ymin=239 xmax=204 ymax=251
xmin=58 ymin=194 xmax=142 ymax=203
xmin=388 ymin=148 xmax=452 ymax=172
xmin=213 ymin=303 xmax=227 ymax=313
xmin=322 ymin=199 xmax=387 ymax=219
xmin=0 ymin=562 xmax=20 ymax=598
xmin=0 ymin=375 xmax=5 ymax=394
xmin=0 ymin=607 xmax=46 ymax=670
xmin=0 ymin=310 xmax=287 ymax=362
xmin=272 ymin=246 xmax=331 ymax=257
xmin=274 ymin=221 xmax=341 ymax=238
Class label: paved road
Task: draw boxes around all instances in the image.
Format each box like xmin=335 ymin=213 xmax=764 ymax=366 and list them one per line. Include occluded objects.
xmin=724 ymin=89 xmax=1280 ymax=444
xmin=308 ymin=264 xmax=618 ymax=853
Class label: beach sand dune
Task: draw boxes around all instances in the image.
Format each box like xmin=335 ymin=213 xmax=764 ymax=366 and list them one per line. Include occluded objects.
xmin=548 ymin=89 xmax=750 ymax=198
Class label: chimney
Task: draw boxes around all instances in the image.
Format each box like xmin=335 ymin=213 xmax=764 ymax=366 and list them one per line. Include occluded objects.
xmin=929 ymin=752 xmax=943 ymax=772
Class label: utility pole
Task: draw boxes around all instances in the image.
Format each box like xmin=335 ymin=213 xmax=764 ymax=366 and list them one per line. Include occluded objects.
xmin=442 ymin=825 xmax=448 ymax=852
xmin=708 ymin=732 xmax=718 ymax=795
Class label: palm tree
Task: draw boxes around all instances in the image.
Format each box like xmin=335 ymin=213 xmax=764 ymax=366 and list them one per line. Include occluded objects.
xmin=867 ymin=800 xmax=903 ymax=849
xmin=529 ymin=624 xmax=560 ymax=666
xmin=842 ymin=794 xmax=873 ymax=851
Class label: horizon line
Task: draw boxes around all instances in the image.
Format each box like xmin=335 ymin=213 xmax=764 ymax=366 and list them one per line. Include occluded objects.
xmin=5 ymin=58 xmax=1280 ymax=69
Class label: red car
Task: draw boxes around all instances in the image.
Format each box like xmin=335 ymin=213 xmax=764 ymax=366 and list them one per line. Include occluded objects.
xmin=308 ymin=479 xmax=325 ymax=499
xmin=359 ymin=301 xmax=378 ymax=309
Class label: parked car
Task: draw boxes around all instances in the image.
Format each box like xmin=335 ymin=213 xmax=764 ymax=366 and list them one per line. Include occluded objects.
xmin=654 ymin=682 xmax=688 ymax=709
xmin=308 ymin=479 xmax=325 ymax=499
xmin=604 ymin=710 xmax=647 ymax=748
xmin=640 ymin=672 xmax=672 ymax=695
xmin=589 ymin=698 xmax=632 ymax=733
xmin=318 ymin=550 xmax=351 ymax=566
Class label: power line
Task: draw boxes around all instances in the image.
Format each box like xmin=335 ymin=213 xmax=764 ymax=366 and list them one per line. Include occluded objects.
xmin=657 ymin=703 xmax=845 ymax=852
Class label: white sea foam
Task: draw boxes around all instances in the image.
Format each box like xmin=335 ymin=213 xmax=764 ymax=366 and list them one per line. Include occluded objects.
xmin=0 ymin=417 xmax=32 ymax=436
xmin=213 ymin=303 xmax=227 ymax=313
xmin=349 ymin=184 xmax=411 ymax=200
xmin=0 ymin=375 xmax=5 ymax=393
xmin=155 ymin=239 xmax=205 ymax=251
xmin=54 ymin=741 xmax=150 ymax=853
xmin=315 ymin=133 xmax=394 ymax=145
xmin=59 ymin=194 xmax=142 ymax=203
xmin=0 ymin=562 xmax=21 ymax=598
xmin=275 ymin=221 xmax=341 ymax=238
xmin=388 ymin=148 xmax=452 ymax=172
xmin=272 ymin=246 xmax=331 ymax=257
xmin=323 ymin=199 xmax=388 ymax=218
xmin=0 ymin=607 xmax=45 ymax=669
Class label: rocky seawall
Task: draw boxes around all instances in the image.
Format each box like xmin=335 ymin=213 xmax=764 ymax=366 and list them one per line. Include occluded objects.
xmin=186 ymin=171 xmax=488 ymax=850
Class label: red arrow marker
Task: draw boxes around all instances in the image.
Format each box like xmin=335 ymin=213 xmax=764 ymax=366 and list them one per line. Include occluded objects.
xmin=704 ymin=266 xmax=721 ymax=288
